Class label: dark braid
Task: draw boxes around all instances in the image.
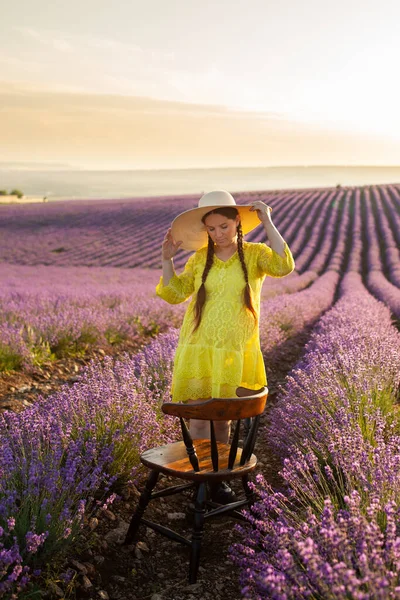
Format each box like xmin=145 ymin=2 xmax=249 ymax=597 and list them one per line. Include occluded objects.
xmin=192 ymin=234 xmax=215 ymax=332
xmin=237 ymin=222 xmax=258 ymax=322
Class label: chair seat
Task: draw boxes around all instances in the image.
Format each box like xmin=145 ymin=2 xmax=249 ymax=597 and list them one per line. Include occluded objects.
xmin=141 ymin=439 xmax=257 ymax=482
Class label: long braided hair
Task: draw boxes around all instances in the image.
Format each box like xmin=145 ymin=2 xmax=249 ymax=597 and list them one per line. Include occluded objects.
xmin=192 ymin=207 xmax=257 ymax=332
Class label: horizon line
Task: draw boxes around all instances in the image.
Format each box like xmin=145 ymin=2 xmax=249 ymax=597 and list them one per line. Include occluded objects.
xmin=1 ymin=163 xmax=400 ymax=172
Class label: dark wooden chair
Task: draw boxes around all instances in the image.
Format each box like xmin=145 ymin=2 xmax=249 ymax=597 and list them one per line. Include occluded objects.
xmin=124 ymin=386 xmax=268 ymax=584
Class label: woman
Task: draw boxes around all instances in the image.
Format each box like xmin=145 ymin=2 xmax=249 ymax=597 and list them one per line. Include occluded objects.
xmin=156 ymin=190 xmax=294 ymax=502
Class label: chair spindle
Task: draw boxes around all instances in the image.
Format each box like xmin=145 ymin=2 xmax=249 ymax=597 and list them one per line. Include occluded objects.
xmin=210 ymin=420 xmax=218 ymax=472
xmin=180 ymin=417 xmax=200 ymax=472
xmin=240 ymin=414 xmax=260 ymax=465
xmin=247 ymin=414 xmax=261 ymax=459
xmin=228 ymin=419 xmax=241 ymax=469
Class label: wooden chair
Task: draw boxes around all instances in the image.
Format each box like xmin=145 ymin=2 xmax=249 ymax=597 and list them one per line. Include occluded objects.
xmin=124 ymin=386 xmax=268 ymax=584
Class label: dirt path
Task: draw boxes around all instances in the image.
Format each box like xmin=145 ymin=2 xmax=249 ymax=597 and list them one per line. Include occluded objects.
xmin=72 ymin=331 xmax=310 ymax=600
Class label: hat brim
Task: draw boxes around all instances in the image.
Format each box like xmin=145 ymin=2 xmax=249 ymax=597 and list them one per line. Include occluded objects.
xmin=171 ymin=205 xmax=262 ymax=251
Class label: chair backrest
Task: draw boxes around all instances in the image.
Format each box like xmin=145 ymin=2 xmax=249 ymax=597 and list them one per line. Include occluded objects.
xmin=162 ymin=387 xmax=268 ymax=473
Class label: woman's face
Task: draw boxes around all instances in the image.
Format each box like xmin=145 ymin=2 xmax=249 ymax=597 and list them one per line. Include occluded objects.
xmin=203 ymin=213 xmax=240 ymax=248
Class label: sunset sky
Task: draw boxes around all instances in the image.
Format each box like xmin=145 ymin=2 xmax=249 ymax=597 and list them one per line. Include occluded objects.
xmin=1 ymin=0 xmax=400 ymax=169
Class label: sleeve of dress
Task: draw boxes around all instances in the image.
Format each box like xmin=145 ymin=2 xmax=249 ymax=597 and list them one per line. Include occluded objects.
xmin=256 ymin=241 xmax=295 ymax=278
xmin=155 ymin=253 xmax=196 ymax=304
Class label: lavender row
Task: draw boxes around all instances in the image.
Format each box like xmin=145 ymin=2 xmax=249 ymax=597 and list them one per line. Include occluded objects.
xmin=0 ymin=241 xmax=332 ymax=374
xmin=259 ymin=271 xmax=339 ymax=357
xmin=269 ymin=272 xmax=400 ymax=463
xmin=0 ymin=330 xmax=180 ymax=597
xmin=0 ymin=190 xmax=294 ymax=268
xmin=325 ymin=189 xmax=354 ymax=272
xmin=292 ymin=189 xmax=344 ymax=272
xmin=251 ymin=189 xmax=322 ymax=247
xmin=0 ymin=266 xmax=185 ymax=371
xmin=260 ymin=270 xmax=317 ymax=301
xmin=1 ymin=187 xmax=400 ymax=294
xmin=347 ymin=188 xmax=363 ymax=272
xmin=363 ymin=189 xmax=400 ymax=318
xmin=384 ymin=186 xmax=400 ymax=249
xmin=233 ymin=273 xmax=400 ymax=599
xmin=0 ymin=265 xmax=332 ymax=374
xmin=0 ymin=188 xmax=341 ymax=271
xmin=371 ymin=187 xmax=400 ymax=287
xmin=275 ymin=190 xmax=325 ymax=250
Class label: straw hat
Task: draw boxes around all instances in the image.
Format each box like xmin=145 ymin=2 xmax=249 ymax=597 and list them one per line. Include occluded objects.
xmin=171 ymin=190 xmax=262 ymax=251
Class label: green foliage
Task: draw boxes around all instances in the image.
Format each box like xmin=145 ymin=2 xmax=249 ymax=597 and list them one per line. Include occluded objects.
xmin=131 ymin=315 xmax=161 ymax=338
xmin=0 ymin=190 xmax=7 ymax=195
xmin=30 ymin=342 xmax=56 ymax=366
xmin=10 ymin=188 xmax=24 ymax=198
xmin=279 ymin=321 xmax=294 ymax=333
xmin=50 ymin=327 xmax=99 ymax=358
xmin=105 ymin=327 xmax=128 ymax=345
xmin=0 ymin=344 xmax=24 ymax=372
xmin=25 ymin=325 xmax=56 ymax=366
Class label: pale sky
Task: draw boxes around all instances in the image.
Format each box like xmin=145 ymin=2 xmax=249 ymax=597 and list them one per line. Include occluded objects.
xmin=1 ymin=0 xmax=400 ymax=169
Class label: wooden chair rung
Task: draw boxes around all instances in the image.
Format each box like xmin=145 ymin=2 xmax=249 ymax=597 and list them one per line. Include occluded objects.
xmin=203 ymin=498 xmax=249 ymax=519
xmin=150 ymin=482 xmax=194 ymax=499
xmin=141 ymin=518 xmax=192 ymax=547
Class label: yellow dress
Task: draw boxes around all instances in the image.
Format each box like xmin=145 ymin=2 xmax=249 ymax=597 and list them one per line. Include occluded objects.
xmin=156 ymin=241 xmax=295 ymax=402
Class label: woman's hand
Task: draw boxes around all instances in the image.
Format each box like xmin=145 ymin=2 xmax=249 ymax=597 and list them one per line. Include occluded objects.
xmin=249 ymin=201 xmax=273 ymax=224
xmin=162 ymin=228 xmax=183 ymax=260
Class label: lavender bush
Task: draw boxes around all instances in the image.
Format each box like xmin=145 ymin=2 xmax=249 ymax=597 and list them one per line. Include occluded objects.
xmin=269 ymin=273 xmax=400 ymax=458
xmin=0 ymin=403 xmax=116 ymax=597
xmin=233 ymin=274 xmax=400 ymax=599
xmin=0 ymin=330 xmax=180 ymax=597
xmin=233 ymin=478 xmax=400 ymax=599
xmin=260 ymin=271 xmax=339 ymax=356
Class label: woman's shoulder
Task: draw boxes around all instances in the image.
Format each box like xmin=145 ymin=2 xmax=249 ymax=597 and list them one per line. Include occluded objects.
xmin=243 ymin=241 xmax=272 ymax=264
xmin=185 ymin=246 xmax=207 ymax=267
xmin=243 ymin=241 xmax=265 ymax=254
xmin=197 ymin=246 xmax=208 ymax=257
xmin=194 ymin=246 xmax=208 ymax=262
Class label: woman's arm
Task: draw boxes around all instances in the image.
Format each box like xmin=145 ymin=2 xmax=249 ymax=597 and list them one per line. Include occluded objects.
xmin=162 ymin=227 xmax=183 ymax=285
xmin=249 ymin=201 xmax=295 ymax=277
xmin=162 ymin=258 xmax=175 ymax=286
xmin=156 ymin=228 xmax=196 ymax=304
xmin=250 ymin=201 xmax=285 ymax=257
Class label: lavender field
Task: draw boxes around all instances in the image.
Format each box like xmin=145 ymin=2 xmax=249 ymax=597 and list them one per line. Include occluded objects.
xmin=0 ymin=185 xmax=400 ymax=599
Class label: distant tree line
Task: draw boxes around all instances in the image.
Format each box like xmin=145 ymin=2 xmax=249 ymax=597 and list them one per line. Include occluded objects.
xmin=0 ymin=189 xmax=24 ymax=198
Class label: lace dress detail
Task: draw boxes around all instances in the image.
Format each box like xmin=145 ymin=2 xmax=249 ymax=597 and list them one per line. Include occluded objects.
xmin=156 ymin=241 xmax=295 ymax=402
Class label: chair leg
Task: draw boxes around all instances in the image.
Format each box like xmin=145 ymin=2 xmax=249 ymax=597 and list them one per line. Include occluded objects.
xmin=125 ymin=469 xmax=159 ymax=545
xmin=189 ymin=482 xmax=207 ymax=584
xmin=241 ymin=474 xmax=255 ymax=505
